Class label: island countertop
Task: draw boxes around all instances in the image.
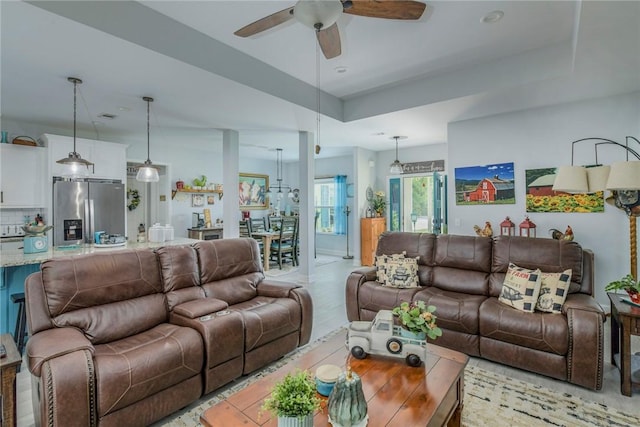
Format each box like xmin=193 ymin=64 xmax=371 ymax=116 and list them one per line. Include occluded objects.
xmin=0 ymin=238 xmax=202 ymax=268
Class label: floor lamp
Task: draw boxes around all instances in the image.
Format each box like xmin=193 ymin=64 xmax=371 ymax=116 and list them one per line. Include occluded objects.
xmin=343 ymin=206 xmax=353 ymax=260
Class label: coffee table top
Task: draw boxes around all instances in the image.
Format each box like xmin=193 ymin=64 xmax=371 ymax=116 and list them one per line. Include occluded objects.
xmin=201 ymin=330 xmax=468 ymax=426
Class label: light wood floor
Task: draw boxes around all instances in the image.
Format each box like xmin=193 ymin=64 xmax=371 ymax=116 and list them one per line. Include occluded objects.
xmin=14 ymin=256 xmax=640 ymax=426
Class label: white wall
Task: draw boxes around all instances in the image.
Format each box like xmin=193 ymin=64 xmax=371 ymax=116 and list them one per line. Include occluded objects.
xmin=446 ymin=91 xmax=640 ymax=306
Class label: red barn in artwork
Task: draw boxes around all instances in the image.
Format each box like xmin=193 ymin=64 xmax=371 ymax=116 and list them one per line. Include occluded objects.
xmin=527 ymin=174 xmax=558 ymax=196
xmin=464 ymin=175 xmax=514 ymax=202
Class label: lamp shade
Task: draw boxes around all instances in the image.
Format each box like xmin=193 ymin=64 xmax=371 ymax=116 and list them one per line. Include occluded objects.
xmin=586 ymin=165 xmax=611 ymax=192
xmin=606 ymin=161 xmax=640 ymax=190
xmin=389 ymin=160 xmax=403 ymax=174
xmin=552 ymin=165 xmax=588 ymax=193
xmin=136 ymin=162 xmax=159 ymax=182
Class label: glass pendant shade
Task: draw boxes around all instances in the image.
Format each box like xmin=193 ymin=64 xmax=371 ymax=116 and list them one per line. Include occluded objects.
xmin=56 ymin=77 xmax=94 ymax=178
xmin=389 ymin=136 xmax=405 ymax=174
xmin=137 ymin=96 xmax=159 ymax=183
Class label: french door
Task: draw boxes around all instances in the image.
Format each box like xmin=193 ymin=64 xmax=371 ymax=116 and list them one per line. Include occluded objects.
xmin=388 ymin=172 xmax=447 ymax=234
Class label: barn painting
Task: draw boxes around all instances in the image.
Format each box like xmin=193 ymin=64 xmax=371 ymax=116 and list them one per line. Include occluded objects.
xmin=455 ymin=162 xmax=515 ymax=205
xmin=525 ymin=167 xmax=604 ymax=213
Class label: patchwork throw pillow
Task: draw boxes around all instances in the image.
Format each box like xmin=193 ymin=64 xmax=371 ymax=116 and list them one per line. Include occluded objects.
xmin=375 ymin=253 xmax=419 ymax=288
xmin=535 ymin=269 xmax=572 ymax=313
xmin=498 ymin=263 xmax=542 ymax=313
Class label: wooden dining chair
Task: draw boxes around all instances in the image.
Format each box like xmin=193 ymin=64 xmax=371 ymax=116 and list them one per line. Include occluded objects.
xmin=269 ymin=217 xmax=297 ymax=269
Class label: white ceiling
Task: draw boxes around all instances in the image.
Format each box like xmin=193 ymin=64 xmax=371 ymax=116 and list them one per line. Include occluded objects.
xmin=1 ymin=1 xmax=639 ymax=161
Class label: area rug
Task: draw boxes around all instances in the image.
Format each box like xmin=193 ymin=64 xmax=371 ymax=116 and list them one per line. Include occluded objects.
xmin=156 ymin=330 xmax=640 ymax=427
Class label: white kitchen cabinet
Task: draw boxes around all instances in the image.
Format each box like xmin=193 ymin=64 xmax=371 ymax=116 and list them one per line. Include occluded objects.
xmin=42 ymin=134 xmax=127 ymax=181
xmin=0 ymin=144 xmax=46 ymax=208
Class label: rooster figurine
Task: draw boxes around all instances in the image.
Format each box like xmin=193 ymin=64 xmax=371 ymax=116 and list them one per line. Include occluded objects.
xmin=550 ymin=226 xmax=574 ymax=241
xmin=473 ymin=221 xmax=493 ymax=237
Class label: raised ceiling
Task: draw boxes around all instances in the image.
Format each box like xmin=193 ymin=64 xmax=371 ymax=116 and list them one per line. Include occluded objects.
xmin=1 ymin=1 xmax=638 ymax=160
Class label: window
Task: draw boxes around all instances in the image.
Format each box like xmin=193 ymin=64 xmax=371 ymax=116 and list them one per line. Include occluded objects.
xmin=314 ymin=179 xmax=336 ymax=233
xmin=314 ymin=176 xmax=347 ymax=235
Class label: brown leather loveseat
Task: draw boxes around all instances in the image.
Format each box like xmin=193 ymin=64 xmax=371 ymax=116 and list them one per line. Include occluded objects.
xmin=24 ymin=238 xmax=312 ymax=426
xmin=346 ymin=232 xmax=604 ymax=390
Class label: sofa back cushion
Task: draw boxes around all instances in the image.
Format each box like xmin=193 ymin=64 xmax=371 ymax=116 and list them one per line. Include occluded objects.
xmin=156 ymin=245 xmax=205 ymax=309
xmin=195 ymin=238 xmax=263 ymax=305
xmin=376 ymin=232 xmax=435 ymax=286
xmin=40 ymin=249 xmax=167 ymax=344
xmin=490 ymin=236 xmax=584 ymax=297
xmin=432 ymin=235 xmax=492 ymax=295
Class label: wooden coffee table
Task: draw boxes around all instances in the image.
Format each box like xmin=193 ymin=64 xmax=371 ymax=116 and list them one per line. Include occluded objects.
xmin=201 ymin=331 xmax=468 ymax=427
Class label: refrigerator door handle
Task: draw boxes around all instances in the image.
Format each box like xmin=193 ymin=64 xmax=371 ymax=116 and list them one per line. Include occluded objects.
xmin=84 ymin=199 xmax=91 ymax=243
xmin=89 ymin=199 xmax=95 ymax=243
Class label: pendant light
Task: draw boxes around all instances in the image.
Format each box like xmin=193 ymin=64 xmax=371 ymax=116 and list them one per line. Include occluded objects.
xmin=136 ymin=96 xmax=159 ymax=182
xmin=265 ymin=148 xmax=294 ymax=199
xmin=389 ymin=136 xmax=406 ymax=174
xmin=56 ymin=77 xmax=94 ymax=177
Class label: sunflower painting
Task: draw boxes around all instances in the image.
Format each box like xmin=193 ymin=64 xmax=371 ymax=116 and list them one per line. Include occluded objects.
xmin=525 ymin=167 xmax=604 ymax=213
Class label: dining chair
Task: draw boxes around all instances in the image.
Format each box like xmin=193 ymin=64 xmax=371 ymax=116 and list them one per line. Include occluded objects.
xmin=269 ymin=216 xmax=297 ymax=269
xmin=250 ymin=217 xmax=267 ymax=233
xmin=239 ymin=220 xmax=252 ymax=238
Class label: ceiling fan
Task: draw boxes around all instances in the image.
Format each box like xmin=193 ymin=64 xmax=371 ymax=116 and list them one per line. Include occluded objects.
xmin=234 ymin=0 xmax=427 ymax=59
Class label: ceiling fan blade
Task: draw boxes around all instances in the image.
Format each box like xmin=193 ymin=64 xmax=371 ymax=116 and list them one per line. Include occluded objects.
xmin=317 ymin=23 xmax=342 ymax=59
xmin=234 ymin=7 xmax=295 ymax=37
xmin=344 ymin=0 xmax=426 ymax=20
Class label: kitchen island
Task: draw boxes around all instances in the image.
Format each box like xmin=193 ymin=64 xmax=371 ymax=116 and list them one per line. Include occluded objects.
xmin=0 ymin=238 xmax=201 ymax=335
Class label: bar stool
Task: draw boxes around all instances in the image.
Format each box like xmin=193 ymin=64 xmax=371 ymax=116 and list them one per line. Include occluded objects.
xmin=11 ymin=292 xmax=27 ymax=356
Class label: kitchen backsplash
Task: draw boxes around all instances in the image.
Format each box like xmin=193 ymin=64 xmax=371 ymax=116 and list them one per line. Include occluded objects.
xmin=1 ymin=208 xmax=46 ymax=231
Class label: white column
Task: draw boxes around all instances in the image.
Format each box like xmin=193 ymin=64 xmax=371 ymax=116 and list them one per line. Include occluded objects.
xmin=298 ymin=131 xmax=315 ymax=282
xmin=222 ymin=130 xmax=239 ymax=238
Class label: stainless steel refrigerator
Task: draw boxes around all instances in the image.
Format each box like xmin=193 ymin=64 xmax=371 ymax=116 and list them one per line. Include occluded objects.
xmin=53 ymin=178 xmax=125 ymax=246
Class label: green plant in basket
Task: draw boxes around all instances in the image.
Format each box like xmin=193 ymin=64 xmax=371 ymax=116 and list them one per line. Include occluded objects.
xmin=261 ymin=370 xmax=321 ymax=419
xmin=392 ymin=300 xmax=442 ymax=340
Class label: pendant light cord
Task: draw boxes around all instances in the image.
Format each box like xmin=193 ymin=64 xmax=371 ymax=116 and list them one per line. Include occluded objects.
xmin=395 ymin=136 xmax=399 ymax=162
xmin=316 ymin=27 xmax=321 ymax=154
xmin=146 ymin=98 xmax=151 ymax=162
xmin=72 ymin=79 xmax=78 ymax=153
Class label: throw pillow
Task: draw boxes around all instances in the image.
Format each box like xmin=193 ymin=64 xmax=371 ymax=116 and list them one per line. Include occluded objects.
xmin=535 ymin=269 xmax=572 ymax=313
xmin=498 ymin=263 xmax=542 ymax=313
xmin=375 ymin=253 xmax=419 ymax=288
xmin=375 ymin=252 xmax=406 ymax=283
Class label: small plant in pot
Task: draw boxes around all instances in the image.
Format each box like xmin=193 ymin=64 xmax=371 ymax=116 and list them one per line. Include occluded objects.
xmin=605 ymin=274 xmax=640 ymax=304
xmin=261 ymin=370 xmax=321 ymax=427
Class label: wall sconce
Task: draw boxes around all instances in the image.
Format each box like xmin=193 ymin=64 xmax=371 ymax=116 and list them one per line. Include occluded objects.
xmin=519 ymin=216 xmax=536 ymax=238
xmin=500 ymin=216 xmax=515 ymax=236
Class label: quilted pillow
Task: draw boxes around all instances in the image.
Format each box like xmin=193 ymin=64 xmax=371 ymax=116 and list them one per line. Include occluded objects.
xmin=375 ymin=253 xmax=419 ymax=288
xmin=498 ymin=263 xmax=542 ymax=313
xmin=535 ymin=269 xmax=572 ymax=313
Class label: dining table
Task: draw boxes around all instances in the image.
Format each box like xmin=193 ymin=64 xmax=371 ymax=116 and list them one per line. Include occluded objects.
xmin=250 ymin=231 xmax=280 ymax=271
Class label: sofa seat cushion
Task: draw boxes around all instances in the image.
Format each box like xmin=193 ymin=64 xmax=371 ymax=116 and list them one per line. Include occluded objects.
xmin=93 ymin=323 xmax=203 ymax=416
xmin=357 ymin=281 xmax=424 ymax=314
xmin=413 ymin=288 xmax=486 ymax=335
xmin=479 ymin=298 xmax=568 ymax=355
xmin=230 ymin=296 xmax=301 ymax=351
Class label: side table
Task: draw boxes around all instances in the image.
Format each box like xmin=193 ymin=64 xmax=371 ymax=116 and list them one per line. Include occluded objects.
xmin=1 ymin=333 xmax=22 ymax=427
xmin=607 ymin=292 xmax=640 ymax=396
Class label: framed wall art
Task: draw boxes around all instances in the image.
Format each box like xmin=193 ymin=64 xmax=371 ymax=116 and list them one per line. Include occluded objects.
xmin=239 ymin=173 xmax=269 ymax=209
xmin=525 ymin=167 xmax=604 ymax=213
xmin=192 ymin=193 xmax=205 ymax=207
xmin=455 ymin=162 xmax=515 ymax=205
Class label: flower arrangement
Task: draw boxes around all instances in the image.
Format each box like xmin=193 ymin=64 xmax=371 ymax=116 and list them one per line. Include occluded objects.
xmin=392 ymin=300 xmax=442 ymax=340
xmin=261 ymin=370 xmax=321 ymax=420
xmin=372 ymin=191 xmax=386 ymax=216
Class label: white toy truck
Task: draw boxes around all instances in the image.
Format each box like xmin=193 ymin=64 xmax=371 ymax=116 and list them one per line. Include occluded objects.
xmin=347 ymin=310 xmax=427 ymax=367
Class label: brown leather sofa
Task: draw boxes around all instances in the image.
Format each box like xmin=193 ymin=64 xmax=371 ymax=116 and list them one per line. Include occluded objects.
xmin=346 ymin=232 xmax=605 ymax=390
xmin=24 ymin=238 xmax=312 ymax=427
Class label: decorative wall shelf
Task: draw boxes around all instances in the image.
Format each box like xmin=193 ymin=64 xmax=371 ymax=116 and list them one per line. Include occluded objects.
xmin=171 ymin=189 xmax=223 ymax=200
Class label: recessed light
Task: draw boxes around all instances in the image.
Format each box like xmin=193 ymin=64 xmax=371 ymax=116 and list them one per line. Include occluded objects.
xmin=335 ymin=66 xmax=348 ymax=74
xmin=117 ymin=106 xmax=131 ymax=112
xmin=482 ymin=10 xmax=504 ymax=24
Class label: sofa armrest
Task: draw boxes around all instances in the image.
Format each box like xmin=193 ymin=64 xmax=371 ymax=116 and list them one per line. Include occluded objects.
xmin=173 ymin=298 xmax=229 ymax=319
xmin=563 ymin=293 xmax=605 ymax=390
xmin=27 ymin=327 xmax=94 ymax=376
xmin=257 ymin=280 xmax=313 ymax=346
xmin=345 ymin=267 xmax=377 ymax=321
xmin=256 ymin=279 xmax=301 ymax=298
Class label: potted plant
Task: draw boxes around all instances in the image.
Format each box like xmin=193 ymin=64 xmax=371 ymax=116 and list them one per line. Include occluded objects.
xmin=392 ymin=300 xmax=443 ymax=340
xmin=262 ymin=370 xmax=321 ymax=427
xmin=372 ymin=191 xmax=386 ymax=217
xmin=605 ymin=274 xmax=640 ymax=304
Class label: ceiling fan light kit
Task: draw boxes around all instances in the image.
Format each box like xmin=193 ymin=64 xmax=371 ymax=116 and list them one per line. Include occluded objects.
xmin=234 ymin=0 xmax=426 ymax=59
xmin=57 ymin=77 xmax=94 ymax=178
